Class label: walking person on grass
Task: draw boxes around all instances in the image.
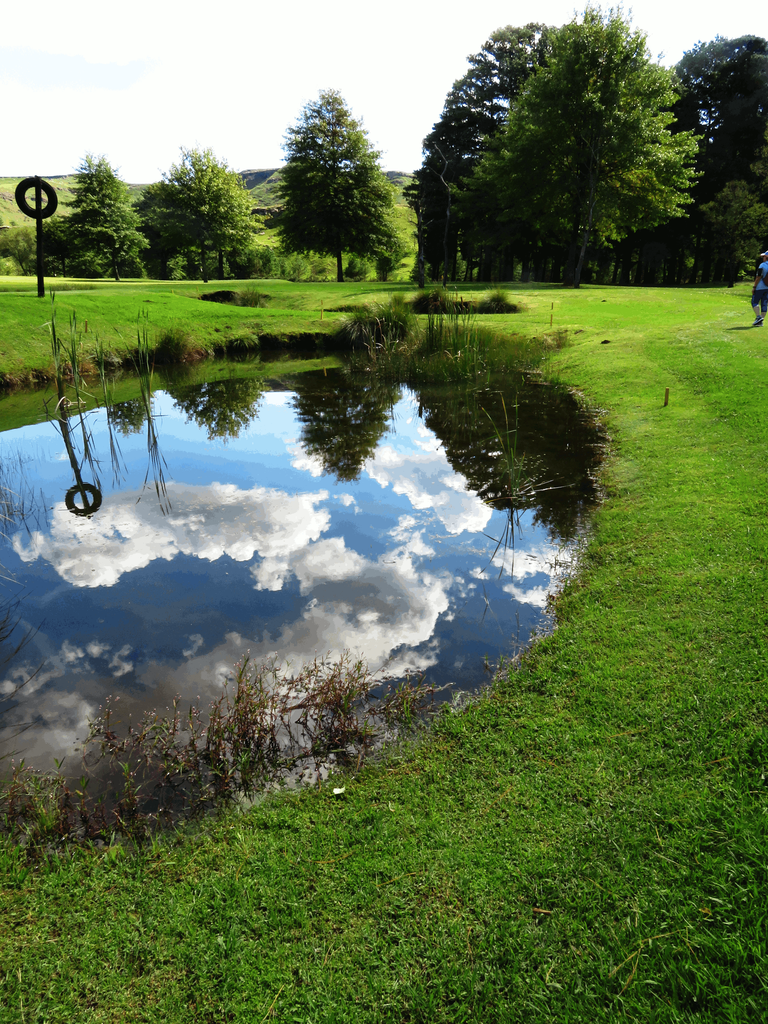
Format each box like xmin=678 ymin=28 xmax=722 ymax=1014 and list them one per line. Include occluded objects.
xmin=751 ymin=250 xmax=768 ymax=325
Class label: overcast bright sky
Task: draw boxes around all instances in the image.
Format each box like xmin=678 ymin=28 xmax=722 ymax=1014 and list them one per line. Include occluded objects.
xmin=1 ymin=2 xmax=754 ymax=183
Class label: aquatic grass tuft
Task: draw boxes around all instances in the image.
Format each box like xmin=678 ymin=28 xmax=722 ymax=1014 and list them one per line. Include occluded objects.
xmin=0 ymin=652 xmax=432 ymax=850
xmin=335 ymin=294 xmax=417 ymax=349
xmin=237 ymin=286 xmax=270 ymax=308
xmin=152 ymin=325 xmax=200 ymax=364
xmin=476 ymin=287 xmax=521 ymax=314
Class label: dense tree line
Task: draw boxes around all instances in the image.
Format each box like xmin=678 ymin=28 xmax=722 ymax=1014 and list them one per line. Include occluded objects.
xmin=412 ymin=12 xmax=768 ymax=287
xmin=3 ymin=6 xmax=766 ymax=288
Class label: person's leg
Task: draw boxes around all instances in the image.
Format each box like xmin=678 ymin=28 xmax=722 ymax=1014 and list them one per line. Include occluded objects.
xmin=753 ymin=291 xmax=765 ymax=324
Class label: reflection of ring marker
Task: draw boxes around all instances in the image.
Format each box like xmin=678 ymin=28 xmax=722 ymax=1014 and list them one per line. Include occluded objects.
xmin=65 ymin=483 xmax=102 ymax=517
xmin=14 ymin=177 xmax=58 ymax=220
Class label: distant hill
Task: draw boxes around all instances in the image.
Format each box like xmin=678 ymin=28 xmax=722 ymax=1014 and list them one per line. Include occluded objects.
xmin=0 ymin=168 xmax=414 ymax=230
xmin=240 ymin=168 xmax=414 ymax=213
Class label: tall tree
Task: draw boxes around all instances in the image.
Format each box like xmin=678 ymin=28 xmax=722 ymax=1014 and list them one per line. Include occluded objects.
xmin=479 ymin=6 xmax=697 ymax=286
xmin=414 ymin=24 xmax=552 ymax=282
xmin=68 ymin=155 xmax=146 ymax=281
xmin=278 ymin=90 xmax=397 ymax=283
xmin=701 ymin=181 xmax=767 ymax=286
xmin=0 ymin=226 xmax=36 ymax=275
xmin=154 ymin=148 xmax=254 ymax=283
xmin=671 ymin=36 xmax=768 ymax=283
xmin=674 ymin=37 xmax=768 ymax=203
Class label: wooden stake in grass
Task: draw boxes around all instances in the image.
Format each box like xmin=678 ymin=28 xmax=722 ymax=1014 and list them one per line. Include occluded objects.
xmin=664 ymin=387 xmax=670 ymax=407
xmin=550 ymin=301 xmax=553 ymax=328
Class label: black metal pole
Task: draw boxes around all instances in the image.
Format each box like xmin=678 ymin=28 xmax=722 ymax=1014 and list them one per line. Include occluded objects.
xmin=35 ymin=176 xmax=45 ymax=298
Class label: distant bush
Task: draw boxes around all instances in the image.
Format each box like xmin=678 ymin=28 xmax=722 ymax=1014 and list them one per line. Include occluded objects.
xmin=238 ymin=287 xmax=270 ymax=307
xmin=476 ymin=288 xmax=520 ymax=314
xmin=344 ymin=255 xmax=370 ymax=281
xmin=336 ymin=294 xmax=417 ymax=348
xmin=153 ymin=326 xmax=199 ymax=363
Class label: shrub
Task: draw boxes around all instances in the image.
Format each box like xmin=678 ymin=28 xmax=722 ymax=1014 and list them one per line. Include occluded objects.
xmin=335 ymin=294 xmax=417 ymax=348
xmin=152 ymin=326 xmax=199 ymax=363
xmin=237 ymin=287 xmax=270 ymax=308
xmin=476 ymin=287 xmax=520 ymax=314
xmin=410 ymin=288 xmax=475 ymax=314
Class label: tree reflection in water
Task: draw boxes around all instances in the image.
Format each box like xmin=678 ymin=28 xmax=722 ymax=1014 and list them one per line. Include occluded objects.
xmin=286 ymin=370 xmax=601 ymax=540
xmin=290 ymin=372 xmax=401 ymax=482
xmin=166 ymin=377 xmax=266 ymax=441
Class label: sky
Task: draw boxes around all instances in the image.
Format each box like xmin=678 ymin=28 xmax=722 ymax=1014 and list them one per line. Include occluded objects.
xmin=0 ymin=1 xmax=756 ymax=183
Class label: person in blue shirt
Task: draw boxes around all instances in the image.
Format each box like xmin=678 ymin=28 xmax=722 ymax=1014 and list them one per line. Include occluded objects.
xmin=751 ymin=250 xmax=768 ymax=325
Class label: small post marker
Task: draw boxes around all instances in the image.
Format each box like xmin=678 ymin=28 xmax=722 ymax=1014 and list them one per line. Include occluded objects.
xmin=84 ymin=319 xmax=88 ymax=333
xmin=664 ymin=387 xmax=669 ymax=407
xmin=550 ymin=301 xmax=554 ymax=328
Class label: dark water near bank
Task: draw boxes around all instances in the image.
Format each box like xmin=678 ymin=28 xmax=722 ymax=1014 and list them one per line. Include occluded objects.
xmin=0 ymin=368 xmax=602 ymax=769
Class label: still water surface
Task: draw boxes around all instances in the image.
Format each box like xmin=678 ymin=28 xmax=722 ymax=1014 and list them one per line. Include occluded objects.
xmin=0 ymin=369 xmax=601 ymax=768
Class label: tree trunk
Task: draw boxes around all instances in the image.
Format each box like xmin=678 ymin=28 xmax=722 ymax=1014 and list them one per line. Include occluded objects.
xmin=218 ymin=249 xmax=224 ymax=280
xmin=112 ymin=250 xmax=121 ymax=283
xmin=336 ymin=250 xmax=344 ymax=283
xmin=201 ymin=241 xmax=208 ymax=283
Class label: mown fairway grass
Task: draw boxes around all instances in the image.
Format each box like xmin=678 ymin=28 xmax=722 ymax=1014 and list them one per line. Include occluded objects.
xmin=1 ymin=282 xmax=766 ymax=1022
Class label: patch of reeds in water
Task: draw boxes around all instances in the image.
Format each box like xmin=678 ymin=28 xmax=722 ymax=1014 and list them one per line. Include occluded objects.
xmin=345 ymin=292 xmax=562 ymax=382
xmin=0 ymin=653 xmax=431 ymax=852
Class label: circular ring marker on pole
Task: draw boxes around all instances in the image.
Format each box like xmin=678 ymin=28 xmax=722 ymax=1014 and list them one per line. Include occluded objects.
xmin=15 ymin=177 xmax=58 ymax=220
xmin=65 ymin=483 xmax=102 ymax=517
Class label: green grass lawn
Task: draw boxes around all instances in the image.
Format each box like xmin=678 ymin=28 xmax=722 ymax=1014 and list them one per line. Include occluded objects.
xmin=0 ymin=282 xmax=766 ymax=1022
xmin=0 ymin=277 xmax=530 ymax=384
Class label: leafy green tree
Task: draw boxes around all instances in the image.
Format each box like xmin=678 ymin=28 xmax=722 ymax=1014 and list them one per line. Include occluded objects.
xmin=0 ymin=226 xmax=36 ymax=274
xmin=701 ymin=180 xmax=767 ymax=286
xmin=671 ymin=36 xmax=768 ymax=283
xmin=415 ymin=24 xmax=552 ymax=281
xmin=675 ymin=37 xmax=768 ymax=204
xmin=278 ymin=90 xmax=397 ymax=283
xmin=68 ymin=155 xmax=147 ymax=281
xmin=479 ymin=6 xmax=698 ymax=286
xmin=42 ymin=217 xmax=74 ymax=277
xmin=153 ymin=148 xmax=254 ymax=283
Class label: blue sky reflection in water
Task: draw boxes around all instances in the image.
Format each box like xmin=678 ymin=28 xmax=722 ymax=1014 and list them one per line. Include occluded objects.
xmin=0 ymin=370 xmax=601 ymax=768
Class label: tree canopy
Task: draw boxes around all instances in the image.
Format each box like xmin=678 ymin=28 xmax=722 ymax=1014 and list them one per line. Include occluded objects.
xmin=68 ymin=155 xmax=146 ymax=281
xmin=278 ymin=90 xmax=397 ymax=282
xmin=153 ymin=148 xmax=254 ymax=283
xmin=412 ymin=24 xmax=552 ymax=282
xmin=472 ymin=7 xmax=698 ymax=286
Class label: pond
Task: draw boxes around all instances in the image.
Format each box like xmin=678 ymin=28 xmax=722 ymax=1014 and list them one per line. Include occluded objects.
xmin=0 ymin=366 xmax=602 ymax=771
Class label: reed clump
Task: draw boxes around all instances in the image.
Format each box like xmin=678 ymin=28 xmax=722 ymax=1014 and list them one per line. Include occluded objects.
xmin=335 ymin=294 xmax=417 ymax=348
xmin=151 ymin=325 xmax=201 ymax=364
xmin=0 ymin=653 xmax=431 ymax=852
xmin=476 ymin=287 xmax=520 ymax=314
xmin=237 ymin=286 xmax=270 ymax=308
xmin=348 ymin=293 xmax=557 ymax=382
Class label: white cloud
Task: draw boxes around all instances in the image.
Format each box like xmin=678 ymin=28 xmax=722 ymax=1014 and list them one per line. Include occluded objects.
xmin=365 ymin=446 xmax=493 ymax=535
xmin=13 ymin=482 xmax=332 ymax=588
xmin=182 ymin=634 xmax=204 ymax=658
xmin=287 ymin=443 xmax=325 ymax=478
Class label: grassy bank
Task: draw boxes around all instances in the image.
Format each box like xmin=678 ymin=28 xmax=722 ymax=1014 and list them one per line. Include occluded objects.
xmin=1 ymin=283 xmax=766 ymax=1021
xmin=0 ymin=278 xmax=535 ymax=386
